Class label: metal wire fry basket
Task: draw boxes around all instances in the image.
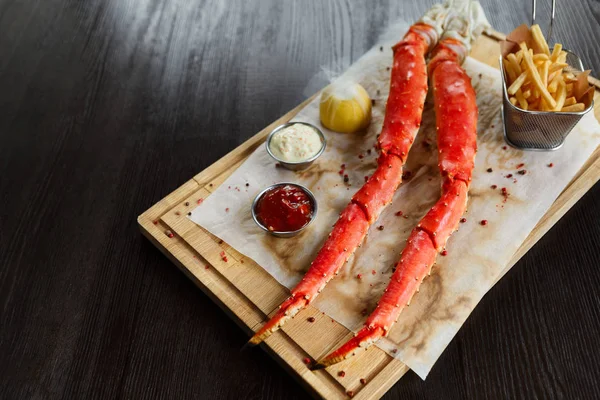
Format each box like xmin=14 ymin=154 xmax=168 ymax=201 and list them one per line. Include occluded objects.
xmin=500 ymin=0 xmax=594 ymax=150
xmin=500 ymin=52 xmax=593 ymax=150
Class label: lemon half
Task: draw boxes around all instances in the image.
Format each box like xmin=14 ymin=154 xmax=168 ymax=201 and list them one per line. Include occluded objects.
xmin=319 ymin=82 xmax=372 ymax=134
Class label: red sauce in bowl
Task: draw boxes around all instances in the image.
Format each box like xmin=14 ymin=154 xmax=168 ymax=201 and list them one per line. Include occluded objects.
xmin=255 ymin=185 xmax=313 ymax=232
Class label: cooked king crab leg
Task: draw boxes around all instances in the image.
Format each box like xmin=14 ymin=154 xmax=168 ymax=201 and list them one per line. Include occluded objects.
xmin=247 ymin=4 xmax=451 ymax=347
xmin=313 ymin=1 xmax=490 ymax=369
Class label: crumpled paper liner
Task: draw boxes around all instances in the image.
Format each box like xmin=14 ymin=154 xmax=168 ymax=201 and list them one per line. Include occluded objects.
xmin=191 ymin=21 xmax=600 ymax=379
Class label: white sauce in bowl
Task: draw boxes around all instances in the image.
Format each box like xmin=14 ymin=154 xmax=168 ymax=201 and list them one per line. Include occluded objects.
xmin=269 ymin=124 xmax=323 ymax=162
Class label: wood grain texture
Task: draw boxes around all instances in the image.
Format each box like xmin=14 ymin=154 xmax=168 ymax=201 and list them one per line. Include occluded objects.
xmin=1 ymin=0 xmax=599 ymax=399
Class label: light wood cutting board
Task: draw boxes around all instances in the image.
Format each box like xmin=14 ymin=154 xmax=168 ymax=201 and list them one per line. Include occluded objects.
xmin=138 ymin=30 xmax=600 ymax=400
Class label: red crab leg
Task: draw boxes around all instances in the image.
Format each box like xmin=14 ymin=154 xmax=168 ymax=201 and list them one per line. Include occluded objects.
xmin=351 ymin=153 xmax=403 ymax=223
xmin=313 ymin=32 xmax=479 ymax=370
xmin=312 ymin=229 xmax=438 ymax=367
xmin=430 ymin=40 xmax=478 ymax=188
xmin=249 ymin=203 xmax=369 ymax=344
xmin=377 ymin=23 xmax=431 ymax=161
xmin=248 ymin=18 xmax=442 ymax=347
xmin=417 ymin=178 xmax=469 ymax=250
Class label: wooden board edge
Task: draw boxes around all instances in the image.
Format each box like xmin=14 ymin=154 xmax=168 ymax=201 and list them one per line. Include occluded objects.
xmin=138 ymin=216 xmax=352 ymax=400
xmin=148 ymin=199 xmax=412 ymax=399
xmin=138 ymin=218 xmax=259 ymax=333
xmin=137 ymin=173 xmax=410 ymax=399
xmin=354 ymin=360 xmax=411 ymax=400
xmin=138 ymin=179 xmax=201 ymax=224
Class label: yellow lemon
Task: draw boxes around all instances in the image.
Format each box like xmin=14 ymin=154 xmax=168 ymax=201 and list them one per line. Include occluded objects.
xmin=319 ymin=82 xmax=372 ymax=133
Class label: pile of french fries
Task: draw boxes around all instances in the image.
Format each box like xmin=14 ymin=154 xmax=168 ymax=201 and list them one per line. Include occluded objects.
xmin=502 ymin=25 xmax=585 ymax=112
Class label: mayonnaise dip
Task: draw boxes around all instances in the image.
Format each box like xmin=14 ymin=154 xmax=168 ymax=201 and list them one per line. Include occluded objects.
xmin=269 ymin=124 xmax=323 ymax=162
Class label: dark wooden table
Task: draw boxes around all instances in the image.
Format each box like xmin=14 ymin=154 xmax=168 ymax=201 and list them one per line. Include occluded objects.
xmin=2 ymin=0 xmax=600 ymax=398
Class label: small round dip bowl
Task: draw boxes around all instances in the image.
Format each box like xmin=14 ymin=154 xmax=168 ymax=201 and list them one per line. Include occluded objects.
xmin=251 ymin=182 xmax=318 ymax=238
xmin=265 ymin=122 xmax=326 ymax=171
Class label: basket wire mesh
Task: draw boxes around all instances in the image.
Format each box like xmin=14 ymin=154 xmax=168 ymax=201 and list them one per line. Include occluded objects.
xmin=500 ymin=52 xmax=593 ymax=151
xmin=500 ymin=0 xmax=594 ymax=150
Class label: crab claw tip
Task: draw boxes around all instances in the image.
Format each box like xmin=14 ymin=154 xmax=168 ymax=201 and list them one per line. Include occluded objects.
xmin=246 ymin=334 xmax=263 ymax=347
xmin=241 ymin=340 xmax=256 ymax=352
xmin=309 ymin=361 xmax=327 ymax=371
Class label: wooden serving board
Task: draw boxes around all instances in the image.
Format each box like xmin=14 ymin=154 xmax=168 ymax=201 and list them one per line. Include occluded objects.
xmin=138 ymin=30 xmax=600 ymax=400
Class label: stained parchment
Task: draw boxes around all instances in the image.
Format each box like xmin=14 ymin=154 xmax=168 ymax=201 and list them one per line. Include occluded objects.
xmin=190 ymin=21 xmax=600 ymax=379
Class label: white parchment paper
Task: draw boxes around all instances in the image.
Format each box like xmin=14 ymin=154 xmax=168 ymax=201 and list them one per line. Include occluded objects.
xmin=190 ymin=21 xmax=600 ymax=378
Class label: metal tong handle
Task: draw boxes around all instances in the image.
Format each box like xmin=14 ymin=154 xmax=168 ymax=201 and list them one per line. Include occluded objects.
xmin=532 ymin=0 xmax=556 ymax=42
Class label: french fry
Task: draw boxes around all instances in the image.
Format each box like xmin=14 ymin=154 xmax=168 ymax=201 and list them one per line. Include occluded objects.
xmin=541 ymin=60 xmax=550 ymax=87
xmin=561 ymin=103 xmax=585 ymax=112
xmin=515 ymin=89 xmax=528 ymax=110
xmin=503 ymin=25 xmax=590 ymax=113
xmin=563 ymin=72 xmax=577 ymax=83
xmin=550 ymin=43 xmax=563 ymax=62
xmin=553 ymin=80 xmax=567 ymax=111
xmin=533 ymin=54 xmax=549 ymax=62
xmin=531 ymin=24 xmax=551 ymax=55
xmin=520 ymin=42 xmax=557 ymax=108
xmin=507 ymin=53 xmax=522 ymax=76
xmin=547 ymin=72 xmax=562 ymax=93
xmin=508 ymin=71 xmax=527 ymax=95
xmin=549 ymin=63 xmax=568 ymax=73
xmin=547 ymin=71 xmax=559 ymax=90
xmin=503 ymin=58 xmax=517 ymax=81
xmin=515 ymin=49 xmax=524 ymax=64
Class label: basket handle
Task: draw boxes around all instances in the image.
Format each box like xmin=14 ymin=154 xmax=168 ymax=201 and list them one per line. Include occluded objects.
xmin=531 ymin=0 xmax=556 ymax=42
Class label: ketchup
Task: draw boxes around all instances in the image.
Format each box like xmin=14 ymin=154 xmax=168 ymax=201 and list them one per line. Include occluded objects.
xmin=255 ymin=185 xmax=313 ymax=232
